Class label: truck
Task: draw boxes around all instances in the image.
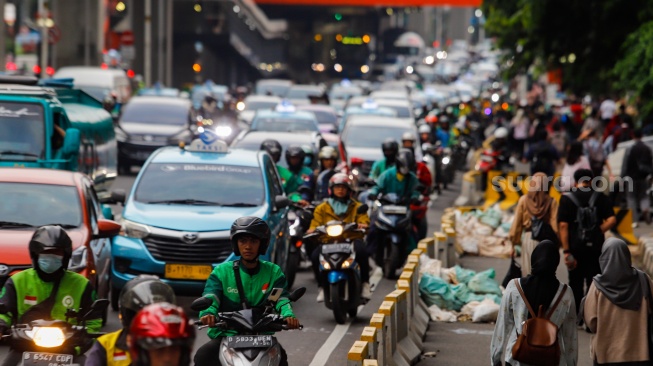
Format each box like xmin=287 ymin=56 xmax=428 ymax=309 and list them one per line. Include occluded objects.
xmin=0 ymin=76 xmax=117 ymax=193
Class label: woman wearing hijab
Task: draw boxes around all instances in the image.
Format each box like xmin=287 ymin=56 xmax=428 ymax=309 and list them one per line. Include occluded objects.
xmin=582 ymin=238 xmax=653 ymax=365
xmin=491 ymin=240 xmax=578 ymax=366
xmin=509 ymin=172 xmax=559 ymax=275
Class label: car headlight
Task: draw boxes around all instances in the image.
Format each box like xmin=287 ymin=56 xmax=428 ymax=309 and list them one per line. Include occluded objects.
xmin=68 ymin=246 xmax=87 ymax=272
xmin=30 ymin=327 xmax=65 ymax=348
xmin=236 ymin=101 xmax=245 ymax=111
xmin=214 ymin=125 xmax=233 ymax=137
xmin=326 ymin=224 xmax=343 ymax=237
xmin=120 ymin=219 xmax=151 ymax=239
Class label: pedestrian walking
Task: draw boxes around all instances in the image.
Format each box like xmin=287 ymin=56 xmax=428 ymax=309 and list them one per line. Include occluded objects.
xmin=622 ymin=128 xmax=653 ymax=226
xmin=524 ymin=129 xmax=561 ymax=176
xmin=581 ymin=238 xmax=653 ymax=366
xmin=560 ymin=142 xmax=591 ymax=192
xmin=491 ymin=240 xmax=578 ymax=366
xmin=558 ymin=169 xmax=617 ymax=313
xmin=509 ymin=172 xmax=559 ymax=276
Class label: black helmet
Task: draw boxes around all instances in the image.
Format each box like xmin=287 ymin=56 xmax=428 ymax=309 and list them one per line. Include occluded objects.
xmin=29 ymin=226 xmax=73 ymax=280
xmin=381 ymin=138 xmax=399 ymax=161
xmin=119 ymin=275 xmax=176 ymax=329
xmin=230 ymin=216 xmax=271 ymax=256
xmin=285 ymin=145 xmax=306 ymax=171
xmin=260 ymin=139 xmax=282 ymax=163
xmin=396 ymin=148 xmax=416 ymax=175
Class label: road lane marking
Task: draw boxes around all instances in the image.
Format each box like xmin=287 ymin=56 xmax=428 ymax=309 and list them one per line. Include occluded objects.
xmin=308 ymin=267 xmax=383 ymax=366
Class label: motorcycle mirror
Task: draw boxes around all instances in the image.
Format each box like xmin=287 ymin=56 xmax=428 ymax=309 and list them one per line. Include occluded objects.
xmin=82 ymin=299 xmax=109 ymax=320
xmin=288 ymin=287 xmax=306 ymax=302
xmin=357 ymin=204 xmax=369 ymax=214
xmin=191 ymin=297 xmax=213 ymax=312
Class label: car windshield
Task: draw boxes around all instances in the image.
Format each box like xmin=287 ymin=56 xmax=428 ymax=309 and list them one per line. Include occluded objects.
xmin=308 ymin=110 xmax=337 ymax=125
xmin=0 ymin=102 xmax=45 ymax=160
xmin=78 ymin=86 xmax=111 ymax=101
xmin=286 ymin=89 xmax=320 ymax=99
xmin=252 ymin=118 xmax=318 ymax=132
xmin=256 ymin=84 xmax=290 ymax=97
xmin=342 ymin=125 xmax=412 ymax=148
xmin=134 ymin=163 xmax=265 ymax=206
xmin=245 ymin=100 xmax=278 ymax=111
xmin=0 ymin=183 xmax=82 ymax=228
xmin=121 ymin=102 xmax=189 ymax=125
xmin=378 ymin=104 xmax=411 ymax=118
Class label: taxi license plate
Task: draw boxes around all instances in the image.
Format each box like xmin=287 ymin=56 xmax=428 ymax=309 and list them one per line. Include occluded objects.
xmin=164 ymin=264 xmax=212 ymax=280
xmin=322 ymin=243 xmax=353 ymax=254
xmin=227 ymin=335 xmax=274 ymax=349
xmin=22 ymin=352 xmax=73 ymax=366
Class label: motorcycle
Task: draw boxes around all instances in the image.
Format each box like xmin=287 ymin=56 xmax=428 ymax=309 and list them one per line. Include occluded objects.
xmin=0 ymin=299 xmax=109 ymax=366
xmin=191 ymin=287 xmax=305 ymax=366
xmin=303 ymin=205 xmax=368 ymax=324
xmin=433 ymin=142 xmax=454 ymax=190
xmin=286 ymin=200 xmax=318 ymax=288
xmin=372 ymin=193 xmax=412 ymax=279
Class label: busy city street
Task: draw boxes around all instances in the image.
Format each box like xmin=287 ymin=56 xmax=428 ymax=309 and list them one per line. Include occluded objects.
xmin=3 ymin=0 xmax=653 ymax=365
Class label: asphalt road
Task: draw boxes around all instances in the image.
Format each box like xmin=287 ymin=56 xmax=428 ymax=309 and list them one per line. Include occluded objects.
xmin=0 ymin=173 xmax=441 ymax=365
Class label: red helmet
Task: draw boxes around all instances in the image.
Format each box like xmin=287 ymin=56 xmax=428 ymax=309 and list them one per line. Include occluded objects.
xmin=129 ymin=303 xmax=195 ymax=366
xmin=425 ymin=114 xmax=438 ymax=124
xmin=328 ymin=173 xmax=353 ymax=191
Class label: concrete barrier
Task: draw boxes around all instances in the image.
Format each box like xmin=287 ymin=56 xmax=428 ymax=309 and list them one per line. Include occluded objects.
xmin=434 ymin=232 xmax=447 ymax=262
xmin=361 ymin=327 xmax=379 ymax=361
xmin=398 ymin=273 xmax=427 ymax=346
xmin=363 ymin=360 xmax=379 ymax=366
xmin=386 ymin=290 xmax=421 ymax=365
xmin=379 ymin=300 xmax=409 ymax=366
xmin=444 ymin=228 xmax=457 ymax=267
xmin=417 ymin=237 xmax=436 ymax=258
xmin=348 ymin=340 xmax=369 ymax=366
xmin=370 ymin=313 xmax=389 ymax=366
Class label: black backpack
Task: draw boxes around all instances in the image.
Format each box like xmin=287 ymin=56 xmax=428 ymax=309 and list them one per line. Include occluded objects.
xmin=564 ymin=192 xmax=599 ymax=245
xmin=532 ymin=143 xmax=553 ymax=174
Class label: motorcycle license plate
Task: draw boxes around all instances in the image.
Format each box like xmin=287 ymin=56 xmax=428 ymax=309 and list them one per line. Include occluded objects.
xmin=481 ymin=155 xmax=494 ymax=162
xmin=321 ymin=243 xmax=352 ymax=254
xmin=382 ymin=205 xmax=407 ymax=215
xmin=22 ymin=352 xmax=73 ymax=366
xmin=164 ymin=264 xmax=212 ymax=280
xmin=227 ymin=335 xmax=274 ymax=349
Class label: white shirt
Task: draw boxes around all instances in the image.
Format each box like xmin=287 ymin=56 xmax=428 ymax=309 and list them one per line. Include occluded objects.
xmin=599 ymin=99 xmax=616 ymax=120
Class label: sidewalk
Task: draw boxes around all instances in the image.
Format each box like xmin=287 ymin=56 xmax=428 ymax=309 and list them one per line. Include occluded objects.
xmin=416 ymin=177 xmax=595 ymax=366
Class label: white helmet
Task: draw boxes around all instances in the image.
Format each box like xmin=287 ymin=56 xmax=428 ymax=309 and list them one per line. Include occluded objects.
xmin=418 ymin=124 xmax=431 ymax=134
xmin=494 ymin=127 xmax=509 ymax=139
xmin=401 ymin=132 xmax=416 ymax=142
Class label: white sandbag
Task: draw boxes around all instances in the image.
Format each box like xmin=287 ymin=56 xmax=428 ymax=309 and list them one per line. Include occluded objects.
xmin=420 ymin=254 xmax=442 ymax=278
xmin=428 ymin=304 xmax=458 ymax=322
xmin=475 ymin=224 xmax=494 ymax=236
xmin=460 ymin=301 xmax=481 ymax=316
xmin=440 ymin=267 xmax=458 ymax=284
xmin=492 ymin=225 xmax=510 ymax=238
xmin=472 ymin=298 xmax=500 ymax=323
xmin=460 ymin=235 xmax=480 ymax=254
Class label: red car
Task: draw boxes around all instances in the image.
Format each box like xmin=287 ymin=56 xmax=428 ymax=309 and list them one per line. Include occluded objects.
xmin=0 ymin=168 xmax=121 ymax=305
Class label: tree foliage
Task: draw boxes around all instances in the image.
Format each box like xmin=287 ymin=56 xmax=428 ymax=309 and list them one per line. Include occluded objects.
xmin=483 ymin=0 xmax=653 ymax=95
xmin=614 ymin=21 xmax=653 ymax=116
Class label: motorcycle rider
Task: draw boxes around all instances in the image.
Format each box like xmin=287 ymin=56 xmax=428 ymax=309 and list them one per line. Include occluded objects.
xmin=285 ymin=145 xmax=315 ymax=207
xmin=315 ymin=146 xmax=340 ymax=201
xmin=435 ymin=116 xmax=451 ymax=148
xmin=194 ymin=217 xmax=301 ymax=366
xmin=260 ymin=139 xmax=292 ymax=189
xmin=418 ymin=124 xmax=434 ymax=145
xmin=129 ymin=302 xmax=195 ymax=366
xmin=85 ymin=275 xmax=176 ymax=366
xmin=0 ymin=226 xmax=101 ymax=366
xmin=369 ymin=138 xmax=399 ymax=180
xmin=307 ymin=173 xmax=372 ymax=302
xmin=401 ymin=133 xmax=433 ymax=241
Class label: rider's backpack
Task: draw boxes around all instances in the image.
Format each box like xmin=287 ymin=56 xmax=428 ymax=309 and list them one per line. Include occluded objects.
xmin=565 ymin=191 xmax=600 ymax=246
xmin=512 ymin=279 xmax=567 ymax=366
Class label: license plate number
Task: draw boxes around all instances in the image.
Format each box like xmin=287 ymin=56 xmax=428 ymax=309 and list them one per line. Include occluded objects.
xmin=164 ymin=264 xmax=212 ymax=280
xmin=322 ymin=243 xmax=353 ymax=254
xmin=227 ymin=335 xmax=274 ymax=349
xmin=22 ymin=352 xmax=73 ymax=366
xmin=481 ymin=155 xmax=494 ymax=162
xmin=382 ymin=205 xmax=407 ymax=215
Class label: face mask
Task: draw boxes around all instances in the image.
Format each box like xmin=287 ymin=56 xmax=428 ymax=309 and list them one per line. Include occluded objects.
xmin=38 ymin=254 xmax=63 ymax=274
xmin=399 ymin=166 xmax=409 ymax=175
xmin=304 ymin=156 xmax=312 ymax=166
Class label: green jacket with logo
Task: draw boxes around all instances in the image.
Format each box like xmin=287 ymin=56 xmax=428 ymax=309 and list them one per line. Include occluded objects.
xmin=199 ymin=260 xmax=295 ymax=338
xmin=284 ymin=166 xmax=314 ymax=201
xmin=0 ymin=269 xmax=100 ymax=333
xmin=369 ymin=158 xmax=393 ymax=180
xmin=368 ymin=166 xmax=420 ymax=201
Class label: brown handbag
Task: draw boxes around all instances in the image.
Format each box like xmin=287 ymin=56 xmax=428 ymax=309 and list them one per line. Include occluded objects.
xmin=511 ymin=279 xmax=567 ymax=365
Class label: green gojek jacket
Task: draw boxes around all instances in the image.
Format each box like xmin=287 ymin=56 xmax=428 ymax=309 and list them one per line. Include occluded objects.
xmin=199 ymin=260 xmax=295 ymax=338
xmin=0 ymin=269 xmax=100 ymax=333
xmin=369 ymin=158 xmax=394 ymax=180
xmin=368 ymin=166 xmax=420 ymax=201
xmin=283 ymin=166 xmax=314 ymax=202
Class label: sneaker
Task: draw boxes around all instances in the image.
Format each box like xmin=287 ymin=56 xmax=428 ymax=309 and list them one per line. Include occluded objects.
xmin=361 ymin=282 xmax=372 ymax=300
xmin=316 ymin=287 xmax=325 ymax=302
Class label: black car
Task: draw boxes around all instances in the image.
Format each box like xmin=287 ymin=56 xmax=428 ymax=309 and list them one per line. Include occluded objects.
xmin=115 ymin=96 xmax=196 ymax=174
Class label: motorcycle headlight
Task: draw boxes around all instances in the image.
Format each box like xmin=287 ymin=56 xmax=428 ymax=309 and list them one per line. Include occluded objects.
xmin=341 ymin=256 xmax=355 ymax=269
xmin=214 ymin=125 xmax=233 ymax=137
xmin=120 ymin=219 xmax=151 ymax=239
xmin=326 ymin=225 xmax=343 ymax=237
xmin=236 ymin=101 xmax=245 ymax=111
xmin=442 ymin=157 xmax=450 ymax=165
xmin=68 ymin=246 xmax=88 ymax=272
xmin=31 ymin=327 xmax=65 ymax=348
xmin=319 ymin=255 xmax=331 ymax=270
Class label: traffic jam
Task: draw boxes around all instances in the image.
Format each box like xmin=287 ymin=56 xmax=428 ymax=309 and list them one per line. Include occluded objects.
xmin=0 ymin=15 xmax=512 ymax=366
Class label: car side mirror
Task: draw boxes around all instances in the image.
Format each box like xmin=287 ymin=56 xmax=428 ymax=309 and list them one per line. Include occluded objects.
xmin=61 ymin=128 xmax=81 ymax=156
xmin=191 ymin=297 xmax=213 ymax=312
xmin=82 ymin=299 xmax=109 ymax=321
xmin=275 ymin=195 xmax=290 ymax=210
xmin=96 ymin=219 xmax=121 ymax=239
xmin=288 ymin=287 xmax=306 ymax=302
xmin=110 ymin=189 xmax=126 ymax=204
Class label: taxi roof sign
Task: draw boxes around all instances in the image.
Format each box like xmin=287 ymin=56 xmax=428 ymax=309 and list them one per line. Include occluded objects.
xmin=362 ymin=98 xmax=378 ymax=110
xmin=275 ymin=99 xmax=296 ymax=113
xmin=185 ymin=130 xmax=229 ymax=153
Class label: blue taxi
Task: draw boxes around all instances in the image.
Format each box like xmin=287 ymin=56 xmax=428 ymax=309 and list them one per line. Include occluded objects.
xmin=108 ymin=131 xmax=291 ymax=306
